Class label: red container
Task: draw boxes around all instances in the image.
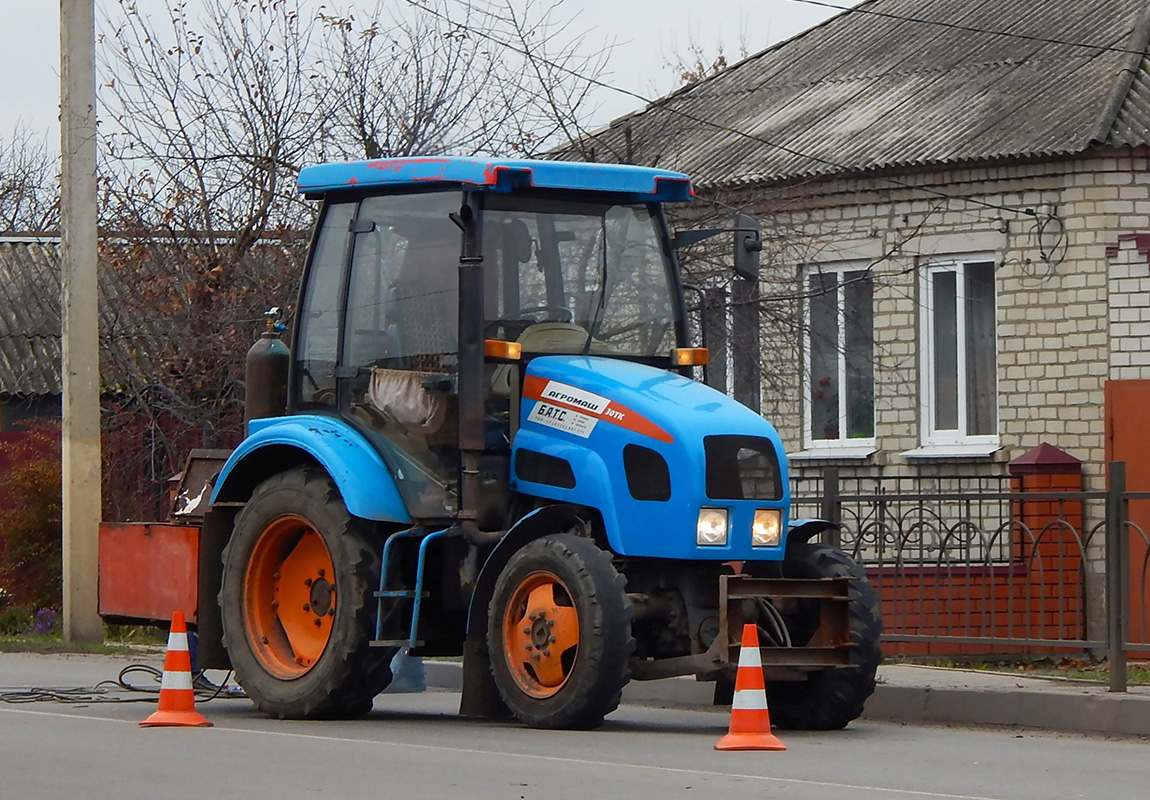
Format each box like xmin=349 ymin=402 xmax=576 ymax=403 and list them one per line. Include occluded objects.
xmin=98 ymin=522 xmax=200 ymax=625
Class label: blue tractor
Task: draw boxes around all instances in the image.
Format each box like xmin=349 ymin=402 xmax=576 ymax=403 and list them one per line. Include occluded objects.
xmin=192 ymin=156 xmax=881 ymax=730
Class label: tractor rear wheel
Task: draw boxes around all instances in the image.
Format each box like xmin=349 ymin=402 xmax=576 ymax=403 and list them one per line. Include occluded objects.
xmin=219 ymin=467 xmax=395 ymax=719
xmin=488 ymin=534 xmax=633 ymax=729
xmin=765 ymin=541 xmax=882 ymax=730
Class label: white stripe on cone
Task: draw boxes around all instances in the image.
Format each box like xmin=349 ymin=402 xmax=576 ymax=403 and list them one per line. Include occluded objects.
xmin=732 ymin=689 xmax=770 ymax=711
xmin=167 ymin=632 xmax=189 ymax=652
xmin=160 ymin=670 xmax=195 ymax=692
xmin=736 ymin=641 xmax=762 ymax=669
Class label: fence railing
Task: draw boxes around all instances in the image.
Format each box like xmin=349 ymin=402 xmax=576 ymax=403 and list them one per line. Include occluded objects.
xmin=790 ymin=463 xmax=1149 ymax=692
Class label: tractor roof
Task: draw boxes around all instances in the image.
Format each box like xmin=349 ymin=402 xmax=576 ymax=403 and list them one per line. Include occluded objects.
xmin=296 ymin=156 xmax=694 ymax=203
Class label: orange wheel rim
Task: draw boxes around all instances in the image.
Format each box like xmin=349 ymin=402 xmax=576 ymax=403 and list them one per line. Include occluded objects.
xmin=243 ymin=514 xmax=336 ymax=679
xmin=501 ymin=570 xmax=580 ymax=698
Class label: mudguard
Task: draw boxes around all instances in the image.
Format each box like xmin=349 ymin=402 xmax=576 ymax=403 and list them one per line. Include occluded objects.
xmin=209 ymin=415 xmax=411 ymax=523
xmin=787 ymin=518 xmax=840 ymax=543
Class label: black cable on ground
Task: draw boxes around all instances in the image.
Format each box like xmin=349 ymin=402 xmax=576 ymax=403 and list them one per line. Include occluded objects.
xmin=0 ymin=664 xmax=243 ymax=705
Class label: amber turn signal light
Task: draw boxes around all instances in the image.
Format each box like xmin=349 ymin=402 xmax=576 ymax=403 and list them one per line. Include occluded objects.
xmin=484 ymin=339 xmax=522 ymax=360
xmin=671 ymin=347 xmax=709 ymax=366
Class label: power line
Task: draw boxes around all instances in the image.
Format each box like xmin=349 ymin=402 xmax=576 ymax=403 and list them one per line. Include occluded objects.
xmin=786 ymin=0 xmax=1150 ymax=58
xmin=405 ymin=0 xmax=1040 ymax=218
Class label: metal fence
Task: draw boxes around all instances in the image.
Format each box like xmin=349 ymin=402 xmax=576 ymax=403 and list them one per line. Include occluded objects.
xmin=790 ymin=463 xmax=1150 ymax=692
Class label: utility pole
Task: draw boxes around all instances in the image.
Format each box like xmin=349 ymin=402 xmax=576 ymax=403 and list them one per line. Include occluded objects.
xmin=60 ymin=0 xmax=103 ymax=643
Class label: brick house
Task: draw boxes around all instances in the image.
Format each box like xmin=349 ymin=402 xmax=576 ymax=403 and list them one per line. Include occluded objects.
xmin=574 ymin=0 xmax=1150 ymax=650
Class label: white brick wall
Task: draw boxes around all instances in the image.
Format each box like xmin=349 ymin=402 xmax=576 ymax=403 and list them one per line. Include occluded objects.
xmin=1108 ymin=235 xmax=1150 ymax=380
xmin=705 ymin=148 xmax=1150 ymax=497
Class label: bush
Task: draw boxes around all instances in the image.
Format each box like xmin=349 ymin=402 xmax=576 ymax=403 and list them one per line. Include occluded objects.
xmin=0 ymin=605 xmax=32 ymax=636
xmin=0 ymin=422 xmax=62 ymax=611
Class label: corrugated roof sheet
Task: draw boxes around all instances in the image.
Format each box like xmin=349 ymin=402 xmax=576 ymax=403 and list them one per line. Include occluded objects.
xmin=572 ymin=0 xmax=1150 ymax=186
xmin=0 ymin=238 xmax=171 ymax=396
xmin=0 ymin=236 xmax=305 ymax=397
xmin=0 ymin=240 xmax=69 ymax=395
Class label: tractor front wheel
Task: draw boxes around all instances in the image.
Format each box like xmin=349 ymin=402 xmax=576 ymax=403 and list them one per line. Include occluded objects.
xmin=219 ymin=467 xmax=395 ymax=719
xmin=765 ymin=541 xmax=882 ymax=730
xmin=488 ymin=534 xmax=633 ymax=729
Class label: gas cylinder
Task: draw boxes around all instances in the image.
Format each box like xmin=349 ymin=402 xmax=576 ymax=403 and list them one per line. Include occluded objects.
xmin=245 ymin=307 xmax=290 ymax=426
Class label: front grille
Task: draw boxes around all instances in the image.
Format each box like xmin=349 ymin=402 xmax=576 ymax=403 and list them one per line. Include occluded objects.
xmin=704 ymin=435 xmax=782 ymax=501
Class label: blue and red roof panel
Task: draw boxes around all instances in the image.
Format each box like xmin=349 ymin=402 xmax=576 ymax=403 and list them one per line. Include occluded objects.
xmin=297 ymin=156 xmax=694 ymax=203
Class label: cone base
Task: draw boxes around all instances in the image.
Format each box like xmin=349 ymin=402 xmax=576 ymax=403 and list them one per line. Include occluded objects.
xmin=714 ymin=731 xmax=786 ymax=751
xmin=139 ymin=710 xmax=213 ymax=728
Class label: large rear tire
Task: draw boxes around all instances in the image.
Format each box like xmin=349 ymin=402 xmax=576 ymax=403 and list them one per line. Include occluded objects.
xmin=219 ymin=467 xmax=395 ymax=719
xmin=765 ymin=541 xmax=882 ymax=730
xmin=488 ymin=534 xmax=633 ymax=729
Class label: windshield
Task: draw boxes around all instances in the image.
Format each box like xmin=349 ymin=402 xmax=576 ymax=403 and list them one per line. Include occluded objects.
xmin=483 ymin=196 xmax=678 ymax=357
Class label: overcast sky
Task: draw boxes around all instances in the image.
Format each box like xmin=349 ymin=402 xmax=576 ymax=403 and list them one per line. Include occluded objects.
xmin=0 ymin=0 xmax=837 ymax=153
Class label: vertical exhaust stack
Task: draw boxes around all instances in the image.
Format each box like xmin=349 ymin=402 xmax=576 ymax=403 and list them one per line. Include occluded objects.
xmin=244 ymin=307 xmax=290 ymax=427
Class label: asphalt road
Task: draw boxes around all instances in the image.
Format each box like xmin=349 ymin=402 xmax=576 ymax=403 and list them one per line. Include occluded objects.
xmin=1 ymin=653 xmax=1146 ymax=800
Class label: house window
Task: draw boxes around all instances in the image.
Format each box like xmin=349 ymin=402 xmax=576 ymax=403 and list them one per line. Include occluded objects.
xmin=804 ymin=265 xmax=874 ymax=449
xmin=921 ymin=257 xmax=997 ymax=446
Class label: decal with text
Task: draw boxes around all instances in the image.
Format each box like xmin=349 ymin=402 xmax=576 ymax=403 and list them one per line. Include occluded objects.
xmin=522 ymin=376 xmax=673 ymax=443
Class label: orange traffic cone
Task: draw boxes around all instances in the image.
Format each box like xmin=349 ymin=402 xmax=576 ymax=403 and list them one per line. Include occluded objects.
xmin=714 ymin=623 xmax=785 ymax=751
xmin=140 ymin=611 xmax=213 ymax=728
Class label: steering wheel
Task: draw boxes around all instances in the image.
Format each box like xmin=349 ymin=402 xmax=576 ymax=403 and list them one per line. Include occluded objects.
xmin=516 ymin=305 xmax=575 ymax=323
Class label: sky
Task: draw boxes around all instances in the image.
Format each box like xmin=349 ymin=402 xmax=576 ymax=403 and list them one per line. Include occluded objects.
xmin=0 ymin=0 xmax=838 ymax=152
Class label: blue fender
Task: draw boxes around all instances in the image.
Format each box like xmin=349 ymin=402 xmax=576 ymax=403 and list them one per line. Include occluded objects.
xmin=464 ymin=505 xmax=586 ymax=637
xmin=787 ymin=518 xmax=840 ymax=544
xmin=210 ymin=415 xmax=412 ymax=523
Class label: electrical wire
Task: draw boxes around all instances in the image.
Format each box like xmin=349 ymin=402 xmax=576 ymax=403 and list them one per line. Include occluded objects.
xmin=755 ymin=598 xmax=794 ymax=648
xmin=785 ymin=0 xmax=1150 ymax=58
xmin=406 ymin=0 xmax=1041 ymax=219
xmin=0 ymin=664 xmax=242 ymax=705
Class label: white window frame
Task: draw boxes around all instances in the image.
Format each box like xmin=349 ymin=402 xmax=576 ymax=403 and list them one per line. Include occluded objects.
xmin=801 ymin=261 xmax=876 ymax=456
xmin=917 ymin=254 xmax=999 ymax=452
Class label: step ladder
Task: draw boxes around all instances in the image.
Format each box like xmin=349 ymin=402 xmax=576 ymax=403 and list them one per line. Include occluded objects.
xmin=371 ymin=525 xmax=456 ymax=649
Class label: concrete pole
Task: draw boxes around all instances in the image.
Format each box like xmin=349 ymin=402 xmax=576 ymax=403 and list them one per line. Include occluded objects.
xmin=60 ymin=0 xmax=103 ymax=643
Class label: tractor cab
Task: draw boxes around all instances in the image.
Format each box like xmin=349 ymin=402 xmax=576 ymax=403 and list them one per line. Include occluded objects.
xmin=291 ymin=158 xmax=694 ymax=525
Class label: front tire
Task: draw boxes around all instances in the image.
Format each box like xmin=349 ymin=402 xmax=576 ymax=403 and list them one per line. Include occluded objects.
xmin=766 ymin=542 xmax=882 ymax=730
xmin=488 ymin=534 xmax=633 ymax=729
xmin=219 ymin=467 xmax=395 ymax=719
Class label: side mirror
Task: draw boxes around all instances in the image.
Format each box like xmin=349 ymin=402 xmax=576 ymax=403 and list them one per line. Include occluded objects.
xmin=733 ymin=212 xmax=761 ymax=282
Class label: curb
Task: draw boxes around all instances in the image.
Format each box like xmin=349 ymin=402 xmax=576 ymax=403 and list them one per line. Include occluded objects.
xmin=422 ymin=662 xmax=1150 ymax=737
xmin=864 ymin=683 xmax=1150 ymax=737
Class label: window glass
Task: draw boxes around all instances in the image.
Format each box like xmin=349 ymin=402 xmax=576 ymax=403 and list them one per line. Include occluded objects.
xmin=965 ymin=263 xmax=997 ymax=436
xmin=343 ymin=193 xmax=460 ymax=373
xmin=805 ymin=265 xmax=874 ymax=445
xmin=808 ymin=272 xmax=840 ymax=439
xmin=924 ymin=258 xmax=997 ymax=443
xmin=483 ymin=197 xmax=676 ymax=357
xmin=296 ymin=202 xmax=355 ymax=406
xmin=844 ymin=273 xmax=874 ymax=438
xmin=932 ymin=270 xmax=959 ymax=431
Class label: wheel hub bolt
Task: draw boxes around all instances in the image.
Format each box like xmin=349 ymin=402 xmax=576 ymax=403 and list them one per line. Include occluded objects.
xmin=542 ymin=649 xmax=551 ymax=658
xmin=317 ymin=569 xmax=325 ymax=577
xmin=523 ymin=627 xmax=531 ymax=634
xmin=305 ymin=578 xmax=313 ymax=587
xmin=314 ymin=619 xmax=322 ymax=627
xmin=303 ymin=603 xmax=311 ymax=612
xmin=530 ymin=653 xmax=540 ymax=661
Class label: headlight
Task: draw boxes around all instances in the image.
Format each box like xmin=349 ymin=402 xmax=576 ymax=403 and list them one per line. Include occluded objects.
xmin=696 ymin=508 xmax=728 ymax=546
xmin=752 ymin=509 xmax=781 ymax=547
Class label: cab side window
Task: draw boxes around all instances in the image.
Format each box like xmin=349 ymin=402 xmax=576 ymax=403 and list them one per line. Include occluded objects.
xmin=296 ymin=202 xmax=355 ymax=407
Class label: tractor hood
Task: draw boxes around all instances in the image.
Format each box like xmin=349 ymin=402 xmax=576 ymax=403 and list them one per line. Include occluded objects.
xmin=521 ymin=356 xmax=782 ymax=447
xmin=512 ymin=355 xmax=790 ymax=560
